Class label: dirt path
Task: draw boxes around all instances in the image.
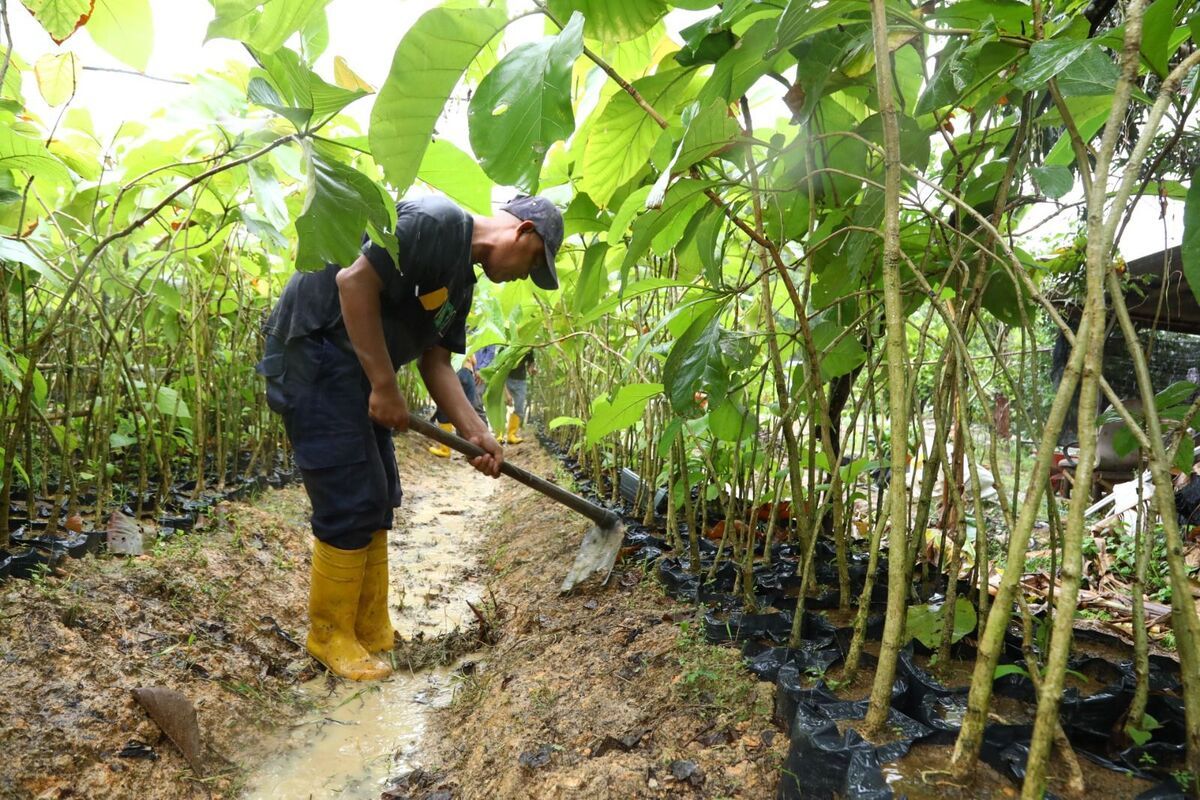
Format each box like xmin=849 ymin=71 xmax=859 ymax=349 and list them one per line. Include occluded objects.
xmin=0 ymin=434 xmax=498 ymax=799
xmin=0 ymin=437 xmax=785 ymax=799
xmin=405 ymin=443 xmax=785 ymax=800
xmin=240 ymin=438 xmax=498 ymax=798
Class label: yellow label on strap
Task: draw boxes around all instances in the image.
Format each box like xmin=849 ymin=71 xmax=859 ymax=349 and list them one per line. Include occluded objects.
xmin=418 ymin=286 xmax=448 ymax=311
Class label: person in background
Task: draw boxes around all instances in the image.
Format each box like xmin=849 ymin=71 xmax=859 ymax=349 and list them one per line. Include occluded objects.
xmin=428 ymin=353 xmax=484 ymax=457
xmin=504 ymin=350 xmax=534 ymax=445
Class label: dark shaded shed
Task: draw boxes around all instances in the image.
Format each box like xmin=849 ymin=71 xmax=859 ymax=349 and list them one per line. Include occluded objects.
xmin=1051 ymin=246 xmax=1200 ymax=442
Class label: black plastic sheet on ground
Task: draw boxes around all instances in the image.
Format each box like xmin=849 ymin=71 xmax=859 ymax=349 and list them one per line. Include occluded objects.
xmin=777 ymin=700 xmax=930 ymax=800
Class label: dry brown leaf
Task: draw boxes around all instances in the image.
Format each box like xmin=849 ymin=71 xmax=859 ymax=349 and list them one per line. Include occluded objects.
xmin=132 ymin=687 xmax=204 ymax=776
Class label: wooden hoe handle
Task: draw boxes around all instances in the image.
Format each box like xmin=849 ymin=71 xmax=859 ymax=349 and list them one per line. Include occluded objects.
xmin=408 ymin=416 xmax=621 ymax=529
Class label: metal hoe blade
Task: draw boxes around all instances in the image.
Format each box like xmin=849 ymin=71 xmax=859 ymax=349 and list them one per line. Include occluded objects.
xmin=559 ymin=521 xmax=625 ymax=593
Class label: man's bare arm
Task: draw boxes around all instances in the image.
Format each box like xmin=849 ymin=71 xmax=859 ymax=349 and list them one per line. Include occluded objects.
xmin=419 ymin=346 xmax=503 ymax=477
xmin=336 ymin=255 xmax=409 ymax=430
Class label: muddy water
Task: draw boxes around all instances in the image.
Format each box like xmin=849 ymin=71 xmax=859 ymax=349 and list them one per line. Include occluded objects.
xmin=241 ymin=458 xmax=496 ymax=799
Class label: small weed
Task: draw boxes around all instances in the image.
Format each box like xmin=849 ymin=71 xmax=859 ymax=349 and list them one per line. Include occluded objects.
xmin=1172 ymin=770 xmax=1197 ymax=792
xmin=673 ymin=619 xmax=759 ymax=720
xmin=450 ymin=670 xmax=491 ymax=711
xmin=528 ymin=683 xmax=559 ymax=712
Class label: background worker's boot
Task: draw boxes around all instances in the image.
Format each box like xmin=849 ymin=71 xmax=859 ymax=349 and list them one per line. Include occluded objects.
xmin=428 ymin=422 xmax=454 ymax=457
xmin=506 ymin=412 xmax=524 ymax=445
xmin=306 ymin=541 xmax=392 ymax=681
xmin=355 ymin=530 xmax=397 ymax=654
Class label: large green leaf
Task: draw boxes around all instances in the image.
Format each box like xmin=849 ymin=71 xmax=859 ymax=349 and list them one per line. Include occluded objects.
xmin=1140 ymin=0 xmax=1175 ymax=78
xmin=0 ymin=126 xmax=72 ymax=186
xmin=370 ymin=5 xmax=507 ymax=194
xmin=699 ymin=18 xmax=787 ymax=106
xmin=205 ymin=0 xmax=331 ymax=54
xmin=1031 ymin=164 xmax=1073 ymax=199
xmin=248 ymin=46 xmax=367 ymax=131
xmin=416 ymin=139 xmax=493 ymax=215
xmin=547 ymin=0 xmax=667 ymax=41
xmin=1185 ymin=166 xmax=1200 ymax=304
xmin=647 ymin=99 xmax=740 ymax=206
xmin=468 ymin=12 xmax=583 ymax=191
xmin=21 ymin=0 xmax=93 ymax=44
xmin=86 ymin=0 xmax=153 ymax=71
xmin=772 ymin=0 xmax=867 ymax=55
xmin=621 ymin=179 xmax=715 ymax=285
xmin=708 ymin=397 xmax=757 ymax=441
xmin=294 ymin=140 xmax=392 ymax=271
xmin=34 ymin=52 xmax=80 ymax=107
xmin=906 ymin=599 xmax=977 ymax=650
xmin=586 ymin=382 xmax=662 ymax=446
xmin=810 ymin=319 xmax=866 ymax=382
xmin=1054 ymin=46 xmax=1120 ymax=97
xmin=573 ymin=241 xmax=608 ymax=315
xmin=1013 ymin=37 xmax=1094 ymax=91
xmin=580 ymin=68 xmax=697 ymax=209
xmin=247 ymin=157 xmax=289 ymax=229
xmin=663 ymin=312 xmax=729 ymax=419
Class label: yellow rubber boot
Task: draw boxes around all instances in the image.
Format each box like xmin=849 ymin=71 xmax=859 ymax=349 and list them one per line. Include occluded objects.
xmin=355 ymin=530 xmax=398 ymax=653
xmin=506 ymin=412 xmax=524 ymax=445
xmin=306 ymin=541 xmax=392 ymax=681
xmin=428 ymin=422 xmax=453 ymax=458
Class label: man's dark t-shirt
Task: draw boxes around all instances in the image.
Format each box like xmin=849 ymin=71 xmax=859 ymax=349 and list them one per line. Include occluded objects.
xmin=262 ymin=195 xmax=475 ymax=368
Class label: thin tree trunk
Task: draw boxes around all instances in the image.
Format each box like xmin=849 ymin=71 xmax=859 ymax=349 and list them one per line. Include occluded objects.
xmin=864 ymin=0 xmax=911 ymax=735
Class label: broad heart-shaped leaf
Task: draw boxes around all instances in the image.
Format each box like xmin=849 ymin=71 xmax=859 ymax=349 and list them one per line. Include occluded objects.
xmin=294 ymin=140 xmax=392 ymax=271
xmin=664 ymin=312 xmax=729 ymax=419
xmin=1031 ymin=164 xmax=1073 ymax=200
xmin=205 ymin=0 xmax=331 ymax=54
xmin=0 ymin=126 xmax=72 ymax=186
xmin=1013 ymin=37 xmax=1094 ymax=91
xmin=468 ymin=12 xmax=583 ymax=192
xmin=585 ymin=382 xmax=663 ymax=446
xmin=21 ymin=0 xmax=94 ymax=44
xmin=906 ymin=599 xmax=977 ymax=650
xmin=1183 ymin=165 xmax=1200 ymax=305
xmin=810 ymin=319 xmax=866 ymax=382
xmin=86 ymin=0 xmax=152 ymax=71
xmin=248 ymin=46 xmax=367 ymax=131
xmin=708 ymin=397 xmax=757 ymax=442
xmin=547 ymin=0 xmax=667 ymax=41
xmin=34 ymin=52 xmax=80 ymax=107
xmin=416 ymin=139 xmax=493 ymax=215
xmin=1054 ymin=46 xmax=1120 ymax=97
xmin=580 ymin=68 xmax=697 ymax=209
xmin=370 ymin=5 xmax=507 ymax=194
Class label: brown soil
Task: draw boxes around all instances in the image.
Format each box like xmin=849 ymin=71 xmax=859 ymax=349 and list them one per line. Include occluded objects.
xmin=913 ymin=653 xmax=976 ymax=689
xmin=882 ymin=744 xmax=1016 ymax=798
xmin=410 ymin=442 xmax=786 ymax=799
xmin=0 ymin=485 xmax=315 ymax=799
xmin=884 ymin=742 xmax=1157 ymax=798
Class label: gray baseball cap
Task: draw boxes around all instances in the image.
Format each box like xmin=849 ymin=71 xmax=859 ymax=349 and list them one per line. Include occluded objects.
xmin=501 ymin=195 xmax=563 ymax=290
